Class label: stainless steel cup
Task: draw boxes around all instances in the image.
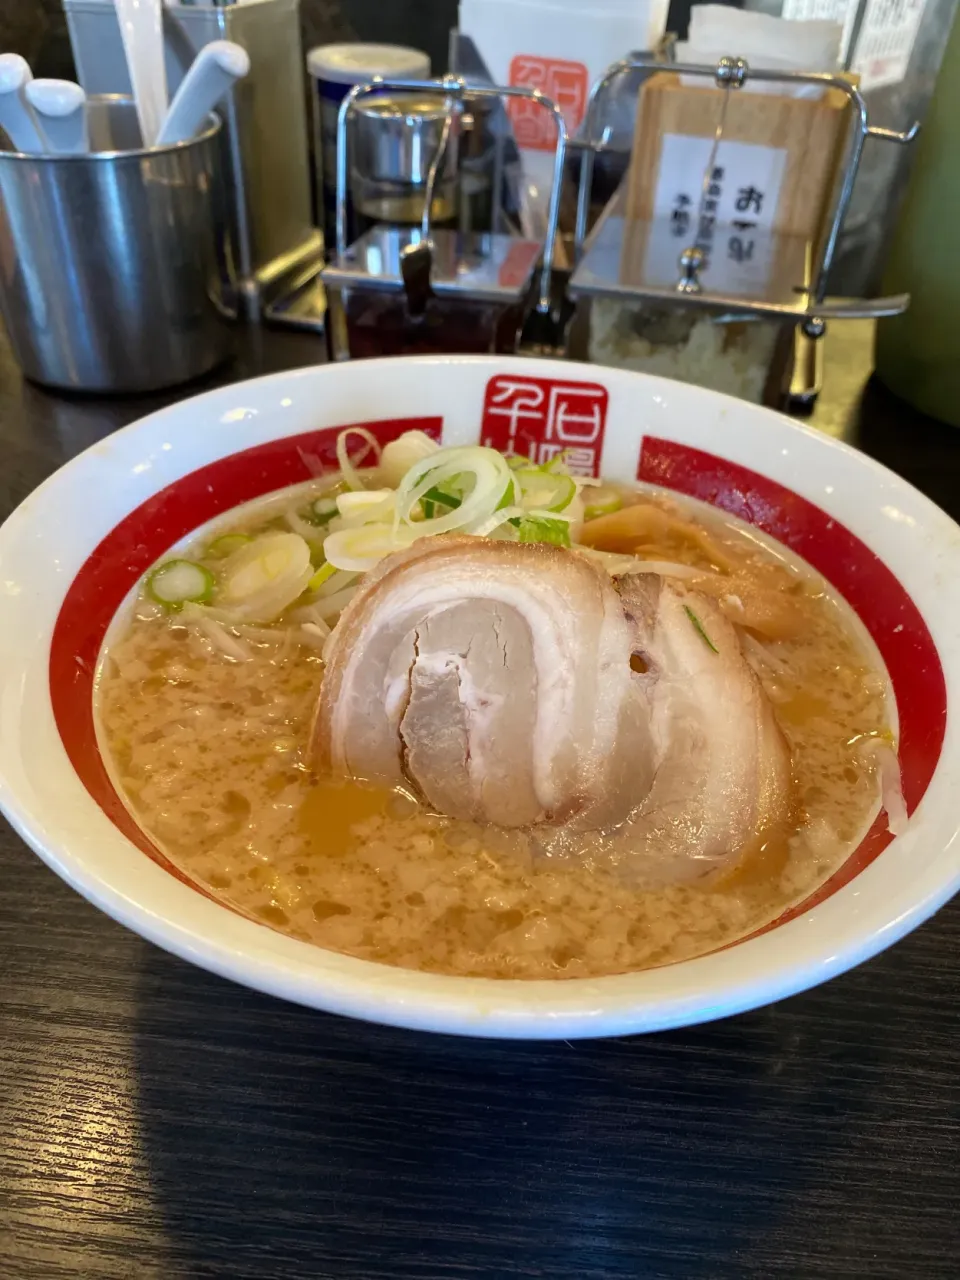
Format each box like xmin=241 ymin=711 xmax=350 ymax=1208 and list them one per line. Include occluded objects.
xmin=352 ymin=93 xmax=456 ymax=186
xmin=0 ymin=97 xmax=232 ymax=393
xmin=349 ymin=93 xmax=460 ymax=232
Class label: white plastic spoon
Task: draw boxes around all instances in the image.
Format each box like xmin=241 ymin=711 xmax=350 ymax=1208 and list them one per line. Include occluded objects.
xmin=115 ymin=0 xmax=167 ymax=148
xmin=0 ymin=53 xmax=46 ymax=153
xmin=155 ymin=41 xmax=250 ymax=146
xmin=24 ymin=80 xmax=88 ymax=155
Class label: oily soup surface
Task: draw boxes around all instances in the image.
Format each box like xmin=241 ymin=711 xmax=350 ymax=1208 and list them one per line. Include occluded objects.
xmin=97 ymin=483 xmax=889 ymax=980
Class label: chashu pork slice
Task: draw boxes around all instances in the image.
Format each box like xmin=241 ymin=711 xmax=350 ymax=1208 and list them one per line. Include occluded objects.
xmin=614 ymin=572 xmax=790 ymax=868
xmin=312 ymin=536 xmax=655 ymax=827
xmin=312 ymin=536 xmax=791 ymax=869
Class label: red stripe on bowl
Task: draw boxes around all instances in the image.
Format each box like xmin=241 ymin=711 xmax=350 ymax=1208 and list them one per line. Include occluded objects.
xmin=49 ymin=417 xmax=442 ymax=889
xmin=639 ymin=436 xmax=947 ymax=938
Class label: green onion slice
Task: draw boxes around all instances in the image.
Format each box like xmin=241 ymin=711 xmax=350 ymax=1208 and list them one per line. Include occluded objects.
xmin=307 ymin=562 xmax=338 ymax=593
xmin=301 ymin=497 xmax=339 ymax=527
xmin=146 ymin=560 xmax=215 ymax=609
xmin=583 ymin=486 xmax=623 ymax=521
xmin=420 ymin=485 xmax=462 ymax=520
xmin=516 ymin=515 xmax=572 ymax=547
xmin=514 ymin=468 xmax=576 ymax=513
xmin=218 ymin=533 xmax=313 ymax=622
xmin=394 ymin=446 xmax=515 ymax=537
xmin=205 ymin=533 xmax=252 ymax=558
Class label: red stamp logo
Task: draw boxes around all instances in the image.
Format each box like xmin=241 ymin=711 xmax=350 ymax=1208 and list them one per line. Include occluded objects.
xmin=480 ymin=375 xmax=609 ymax=476
xmin=507 ymin=55 xmax=589 ymax=151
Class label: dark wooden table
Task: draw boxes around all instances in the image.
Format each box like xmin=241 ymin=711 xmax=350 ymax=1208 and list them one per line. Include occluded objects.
xmin=2 ymin=324 xmax=958 ymax=1280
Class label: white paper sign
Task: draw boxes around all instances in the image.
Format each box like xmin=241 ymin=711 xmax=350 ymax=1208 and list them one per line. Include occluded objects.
xmin=460 ymin=0 xmax=669 ymax=236
xmin=778 ymin=0 xmax=928 ymax=91
xmin=652 ymin=135 xmax=787 ymax=230
xmin=781 ymin=0 xmax=862 ymax=63
xmin=647 ymin=135 xmax=787 ymax=296
xmin=851 ymin=0 xmax=928 ymax=92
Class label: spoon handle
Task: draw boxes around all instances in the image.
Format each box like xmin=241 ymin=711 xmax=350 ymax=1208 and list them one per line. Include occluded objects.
xmin=0 ymin=53 xmax=46 ymax=153
xmin=23 ymin=80 xmax=88 ymax=155
xmin=156 ymin=41 xmax=250 ymax=147
xmin=115 ymin=0 xmax=168 ymax=147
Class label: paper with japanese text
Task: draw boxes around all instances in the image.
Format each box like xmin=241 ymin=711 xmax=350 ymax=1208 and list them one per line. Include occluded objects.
xmin=781 ymin=0 xmax=929 ymax=91
xmin=851 ymin=0 xmax=927 ymax=91
xmin=652 ymin=136 xmax=786 ymax=231
xmin=649 ymin=136 xmax=787 ymax=293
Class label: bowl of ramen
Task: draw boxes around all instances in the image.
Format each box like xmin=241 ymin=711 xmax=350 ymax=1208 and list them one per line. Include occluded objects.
xmin=0 ymin=355 xmax=957 ymax=1038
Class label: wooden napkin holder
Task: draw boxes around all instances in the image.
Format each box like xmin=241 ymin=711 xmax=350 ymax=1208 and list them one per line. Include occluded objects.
xmin=625 ymin=71 xmax=853 ymax=242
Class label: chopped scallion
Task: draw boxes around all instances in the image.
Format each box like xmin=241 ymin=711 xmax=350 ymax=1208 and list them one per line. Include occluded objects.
xmin=584 ymin=491 xmax=623 ymax=521
xmin=514 ymin=468 xmax=576 ymax=513
xmin=496 ymin=479 xmax=517 ymax=510
xmin=542 ymin=450 xmax=574 ymax=474
xmin=218 ymin=532 xmax=314 ymax=623
xmin=516 ymin=515 xmax=571 ymax=547
xmin=421 ymin=485 xmax=462 ymax=520
xmin=684 ymin=605 xmax=719 ymax=653
xmin=394 ymin=446 xmax=514 ymax=539
xmin=308 ymin=562 xmax=338 ymax=592
xmin=206 ymin=533 xmax=252 ymax=558
xmin=303 ymin=497 xmax=339 ymax=527
xmin=146 ymin=559 xmax=215 ymax=610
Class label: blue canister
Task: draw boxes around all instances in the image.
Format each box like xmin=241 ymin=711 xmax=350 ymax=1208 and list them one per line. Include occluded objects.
xmin=306 ymin=42 xmax=431 ymax=253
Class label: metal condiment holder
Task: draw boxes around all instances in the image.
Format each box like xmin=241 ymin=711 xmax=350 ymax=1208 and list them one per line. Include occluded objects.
xmin=320 ymin=74 xmax=567 ymax=357
xmin=570 ymin=56 xmax=920 ymax=338
xmin=64 ymin=0 xmax=326 ymax=334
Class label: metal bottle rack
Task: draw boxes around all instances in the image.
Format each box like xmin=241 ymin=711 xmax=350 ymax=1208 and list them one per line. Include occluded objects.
xmin=569 ymin=55 xmax=920 ymax=338
xmin=320 ymin=73 xmax=568 ymax=347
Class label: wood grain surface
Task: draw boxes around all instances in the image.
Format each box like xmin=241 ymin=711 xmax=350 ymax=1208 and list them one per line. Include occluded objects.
xmin=1 ymin=325 xmax=958 ymax=1280
xmin=626 ymin=73 xmax=849 ymax=240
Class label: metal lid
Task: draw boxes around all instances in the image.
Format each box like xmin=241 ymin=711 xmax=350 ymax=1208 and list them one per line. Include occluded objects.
xmin=306 ymin=44 xmax=430 ymax=85
xmin=321 ymin=226 xmax=542 ymax=303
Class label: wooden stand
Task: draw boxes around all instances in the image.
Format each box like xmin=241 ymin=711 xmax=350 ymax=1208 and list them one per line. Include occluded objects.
xmin=625 ymin=72 xmax=853 ymax=241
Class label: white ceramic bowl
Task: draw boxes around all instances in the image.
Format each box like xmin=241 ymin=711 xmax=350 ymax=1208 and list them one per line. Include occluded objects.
xmin=1 ymin=355 xmax=958 ymax=1039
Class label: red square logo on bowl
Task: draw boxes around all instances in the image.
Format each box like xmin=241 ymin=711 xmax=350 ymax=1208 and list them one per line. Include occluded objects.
xmin=507 ymin=55 xmax=589 ymax=151
xmin=481 ymin=374 xmax=608 ymax=476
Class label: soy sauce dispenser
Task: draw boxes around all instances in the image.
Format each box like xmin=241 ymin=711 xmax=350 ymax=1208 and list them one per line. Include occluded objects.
xmin=568 ymin=56 xmax=919 ymax=408
xmin=321 ymin=75 xmax=566 ymax=361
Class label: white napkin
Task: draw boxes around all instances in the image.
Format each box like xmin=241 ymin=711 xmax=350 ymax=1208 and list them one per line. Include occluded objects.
xmin=459 ymin=0 xmax=669 ymax=234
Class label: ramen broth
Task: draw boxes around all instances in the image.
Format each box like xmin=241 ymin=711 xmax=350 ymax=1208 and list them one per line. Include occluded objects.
xmin=96 ymin=479 xmax=892 ymax=980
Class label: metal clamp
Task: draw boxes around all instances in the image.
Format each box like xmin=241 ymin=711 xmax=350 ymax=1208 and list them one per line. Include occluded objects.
xmin=714 ymin=56 xmax=748 ymax=89
xmin=334 ymin=74 xmax=568 ymax=315
xmin=676 ymin=246 xmax=705 ymax=294
xmin=573 ymin=56 xmax=919 ymax=307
